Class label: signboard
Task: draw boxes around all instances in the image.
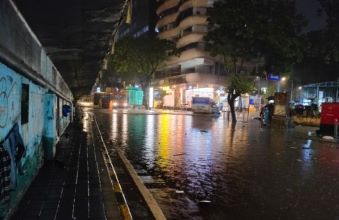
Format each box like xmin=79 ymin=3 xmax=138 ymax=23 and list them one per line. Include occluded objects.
xmin=321 ymin=103 xmax=339 ymax=125
xmin=128 ymin=87 xmax=144 ymax=106
xmin=249 ymin=96 xmax=254 ymax=105
xmin=268 ymin=74 xmax=280 ymax=81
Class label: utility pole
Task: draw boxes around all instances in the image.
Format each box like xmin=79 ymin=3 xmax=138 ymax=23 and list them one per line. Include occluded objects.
xmin=290 ymin=80 xmax=294 ymax=101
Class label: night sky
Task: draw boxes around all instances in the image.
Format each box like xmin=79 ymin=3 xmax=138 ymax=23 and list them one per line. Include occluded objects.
xmin=296 ymin=0 xmax=327 ymax=32
xmin=295 ymin=0 xmax=338 ymax=83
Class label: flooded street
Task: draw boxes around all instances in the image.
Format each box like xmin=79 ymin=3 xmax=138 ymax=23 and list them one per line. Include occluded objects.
xmin=92 ymin=108 xmax=339 ymax=220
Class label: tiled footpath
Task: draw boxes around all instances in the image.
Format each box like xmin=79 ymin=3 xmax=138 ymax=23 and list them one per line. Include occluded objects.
xmin=11 ymin=116 xmax=122 ymax=220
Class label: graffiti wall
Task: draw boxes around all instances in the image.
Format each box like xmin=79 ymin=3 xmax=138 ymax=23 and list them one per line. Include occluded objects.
xmin=0 ymin=61 xmax=72 ymax=219
xmin=0 ymin=63 xmax=21 ymax=138
xmin=0 ymin=1 xmax=73 ymax=218
xmin=26 ymin=80 xmax=46 ymax=157
xmin=0 ymin=62 xmax=47 ymax=158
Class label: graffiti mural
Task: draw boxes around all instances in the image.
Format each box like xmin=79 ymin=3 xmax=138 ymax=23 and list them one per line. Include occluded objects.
xmin=0 ymin=74 xmax=19 ymax=128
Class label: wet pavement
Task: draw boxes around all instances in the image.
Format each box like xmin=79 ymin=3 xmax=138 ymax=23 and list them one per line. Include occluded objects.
xmin=11 ymin=119 xmax=123 ymax=220
xmin=92 ymin=108 xmax=339 ymax=220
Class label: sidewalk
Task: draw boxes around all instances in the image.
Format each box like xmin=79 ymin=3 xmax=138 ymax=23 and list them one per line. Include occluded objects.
xmin=11 ymin=119 xmax=122 ymax=220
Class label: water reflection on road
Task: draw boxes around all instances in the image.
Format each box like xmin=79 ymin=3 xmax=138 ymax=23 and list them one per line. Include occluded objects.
xmin=93 ymin=110 xmax=339 ymax=220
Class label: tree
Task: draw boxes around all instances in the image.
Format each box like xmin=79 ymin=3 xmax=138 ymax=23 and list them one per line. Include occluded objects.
xmin=305 ymin=0 xmax=339 ymax=63
xmin=227 ymin=75 xmax=254 ymax=122
xmin=108 ymin=36 xmax=176 ymax=106
xmin=206 ymin=0 xmax=306 ymax=122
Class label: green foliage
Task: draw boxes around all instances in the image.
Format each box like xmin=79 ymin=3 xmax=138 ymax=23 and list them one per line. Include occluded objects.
xmin=266 ymin=83 xmax=276 ymax=97
xmin=305 ymin=0 xmax=339 ymax=63
xmin=108 ymin=36 xmax=175 ymax=84
xmin=228 ymin=74 xmax=254 ymax=96
xmin=206 ymin=0 xmax=306 ymax=73
xmin=226 ymin=74 xmax=254 ymax=123
xmin=259 ymin=82 xmax=276 ymax=103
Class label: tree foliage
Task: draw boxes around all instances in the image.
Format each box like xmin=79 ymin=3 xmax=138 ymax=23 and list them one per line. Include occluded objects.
xmin=305 ymin=0 xmax=339 ymax=63
xmin=206 ymin=0 xmax=306 ymax=73
xmin=226 ymin=74 xmax=254 ymax=123
xmin=108 ymin=36 xmax=175 ymax=85
xmin=228 ymin=74 xmax=254 ymax=97
xmin=206 ymin=0 xmax=306 ymax=123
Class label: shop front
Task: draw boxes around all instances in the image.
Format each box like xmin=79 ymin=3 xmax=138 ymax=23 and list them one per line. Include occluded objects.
xmin=154 ymin=73 xmax=227 ymax=110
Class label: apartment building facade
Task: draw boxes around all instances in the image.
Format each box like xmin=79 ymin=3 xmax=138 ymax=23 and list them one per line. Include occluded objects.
xmin=155 ymin=0 xmax=227 ymax=109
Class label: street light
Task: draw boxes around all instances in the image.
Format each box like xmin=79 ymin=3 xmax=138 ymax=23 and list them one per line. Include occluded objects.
xmin=277 ymin=76 xmax=287 ymax=92
xmin=298 ymin=86 xmax=302 ymax=103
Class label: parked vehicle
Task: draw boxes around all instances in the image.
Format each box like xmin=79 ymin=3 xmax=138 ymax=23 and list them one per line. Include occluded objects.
xmin=111 ymin=89 xmax=128 ymax=108
xmin=93 ymin=92 xmax=110 ymax=108
xmin=192 ymin=97 xmax=220 ymax=114
xmin=93 ymin=90 xmax=128 ymax=109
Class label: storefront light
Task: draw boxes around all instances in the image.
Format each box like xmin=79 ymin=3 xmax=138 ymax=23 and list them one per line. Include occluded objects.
xmin=161 ymin=86 xmax=171 ymax=93
xmin=149 ymin=87 xmax=154 ymax=108
xmin=191 ymin=87 xmax=214 ymax=93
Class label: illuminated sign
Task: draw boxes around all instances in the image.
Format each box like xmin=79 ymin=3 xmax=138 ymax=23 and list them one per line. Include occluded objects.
xmin=268 ymin=74 xmax=280 ymax=81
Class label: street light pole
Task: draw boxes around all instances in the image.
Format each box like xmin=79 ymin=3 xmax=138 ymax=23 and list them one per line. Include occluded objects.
xmin=290 ymin=80 xmax=294 ymax=101
xmin=298 ymin=86 xmax=302 ymax=103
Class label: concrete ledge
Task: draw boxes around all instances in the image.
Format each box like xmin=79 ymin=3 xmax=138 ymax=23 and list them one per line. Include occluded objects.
xmin=117 ymin=150 xmax=167 ymax=220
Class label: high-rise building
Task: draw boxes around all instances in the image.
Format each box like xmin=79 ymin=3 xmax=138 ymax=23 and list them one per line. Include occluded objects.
xmin=102 ymin=0 xmax=158 ymax=90
xmin=119 ymin=0 xmax=158 ymax=38
xmin=155 ymin=0 xmax=226 ymax=109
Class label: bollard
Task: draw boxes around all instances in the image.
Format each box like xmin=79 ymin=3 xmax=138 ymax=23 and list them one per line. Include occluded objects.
xmin=335 ymin=118 xmax=338 ymax=139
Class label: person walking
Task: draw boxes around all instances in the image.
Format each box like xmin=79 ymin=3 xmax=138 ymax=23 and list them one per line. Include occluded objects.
xmin=260 ymin=104 xmax=271 ymax=126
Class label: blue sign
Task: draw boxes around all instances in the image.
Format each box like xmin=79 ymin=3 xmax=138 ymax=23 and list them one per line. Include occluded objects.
xmin=249 ymin=98 xmax=254 ymax=105
xmin=268 ymin=74 xmax=280 ymax=81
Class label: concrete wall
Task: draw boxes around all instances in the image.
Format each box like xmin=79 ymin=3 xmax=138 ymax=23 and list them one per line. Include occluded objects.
xmin=0 ymin=0 xmax=73 ymax=218
xmin=0 ymin=63 xmax=48 ymax=218
xmin=0 ymin=0 xmax=73 ymax=101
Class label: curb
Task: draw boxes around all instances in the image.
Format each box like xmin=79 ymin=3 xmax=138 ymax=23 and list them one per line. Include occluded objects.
xmin=117 ymin=150 xmax=167 ymax=220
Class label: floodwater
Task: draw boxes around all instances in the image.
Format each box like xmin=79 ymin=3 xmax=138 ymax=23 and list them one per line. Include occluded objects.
xmin=92 ymin=109 xmax=339 ymax=220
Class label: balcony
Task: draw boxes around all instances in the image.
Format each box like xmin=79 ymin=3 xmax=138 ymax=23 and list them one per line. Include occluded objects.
xmin=158 ymin=26 xmax=180 ymax=40
xmin=166 ymin=47 xmax=211 ymax=66
xmin=159 ymin=5 xmax=178 ymax=18
xmin=177 ymin=41 xmax=204 ymax=53
xmin=176 ymin=8 xmax=193 ymax=24
xmin=157 ymin=12 xmax=179 ymax=28
xmin=179 ymin=15 xmax=208 ymax=30
xmin=180 ymin=0 xmax=209 ymax=12
xmin=177 ymin=32 xmax=205 ymax=48
xmin=157 ymin=0 xmax=180 ymax=15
